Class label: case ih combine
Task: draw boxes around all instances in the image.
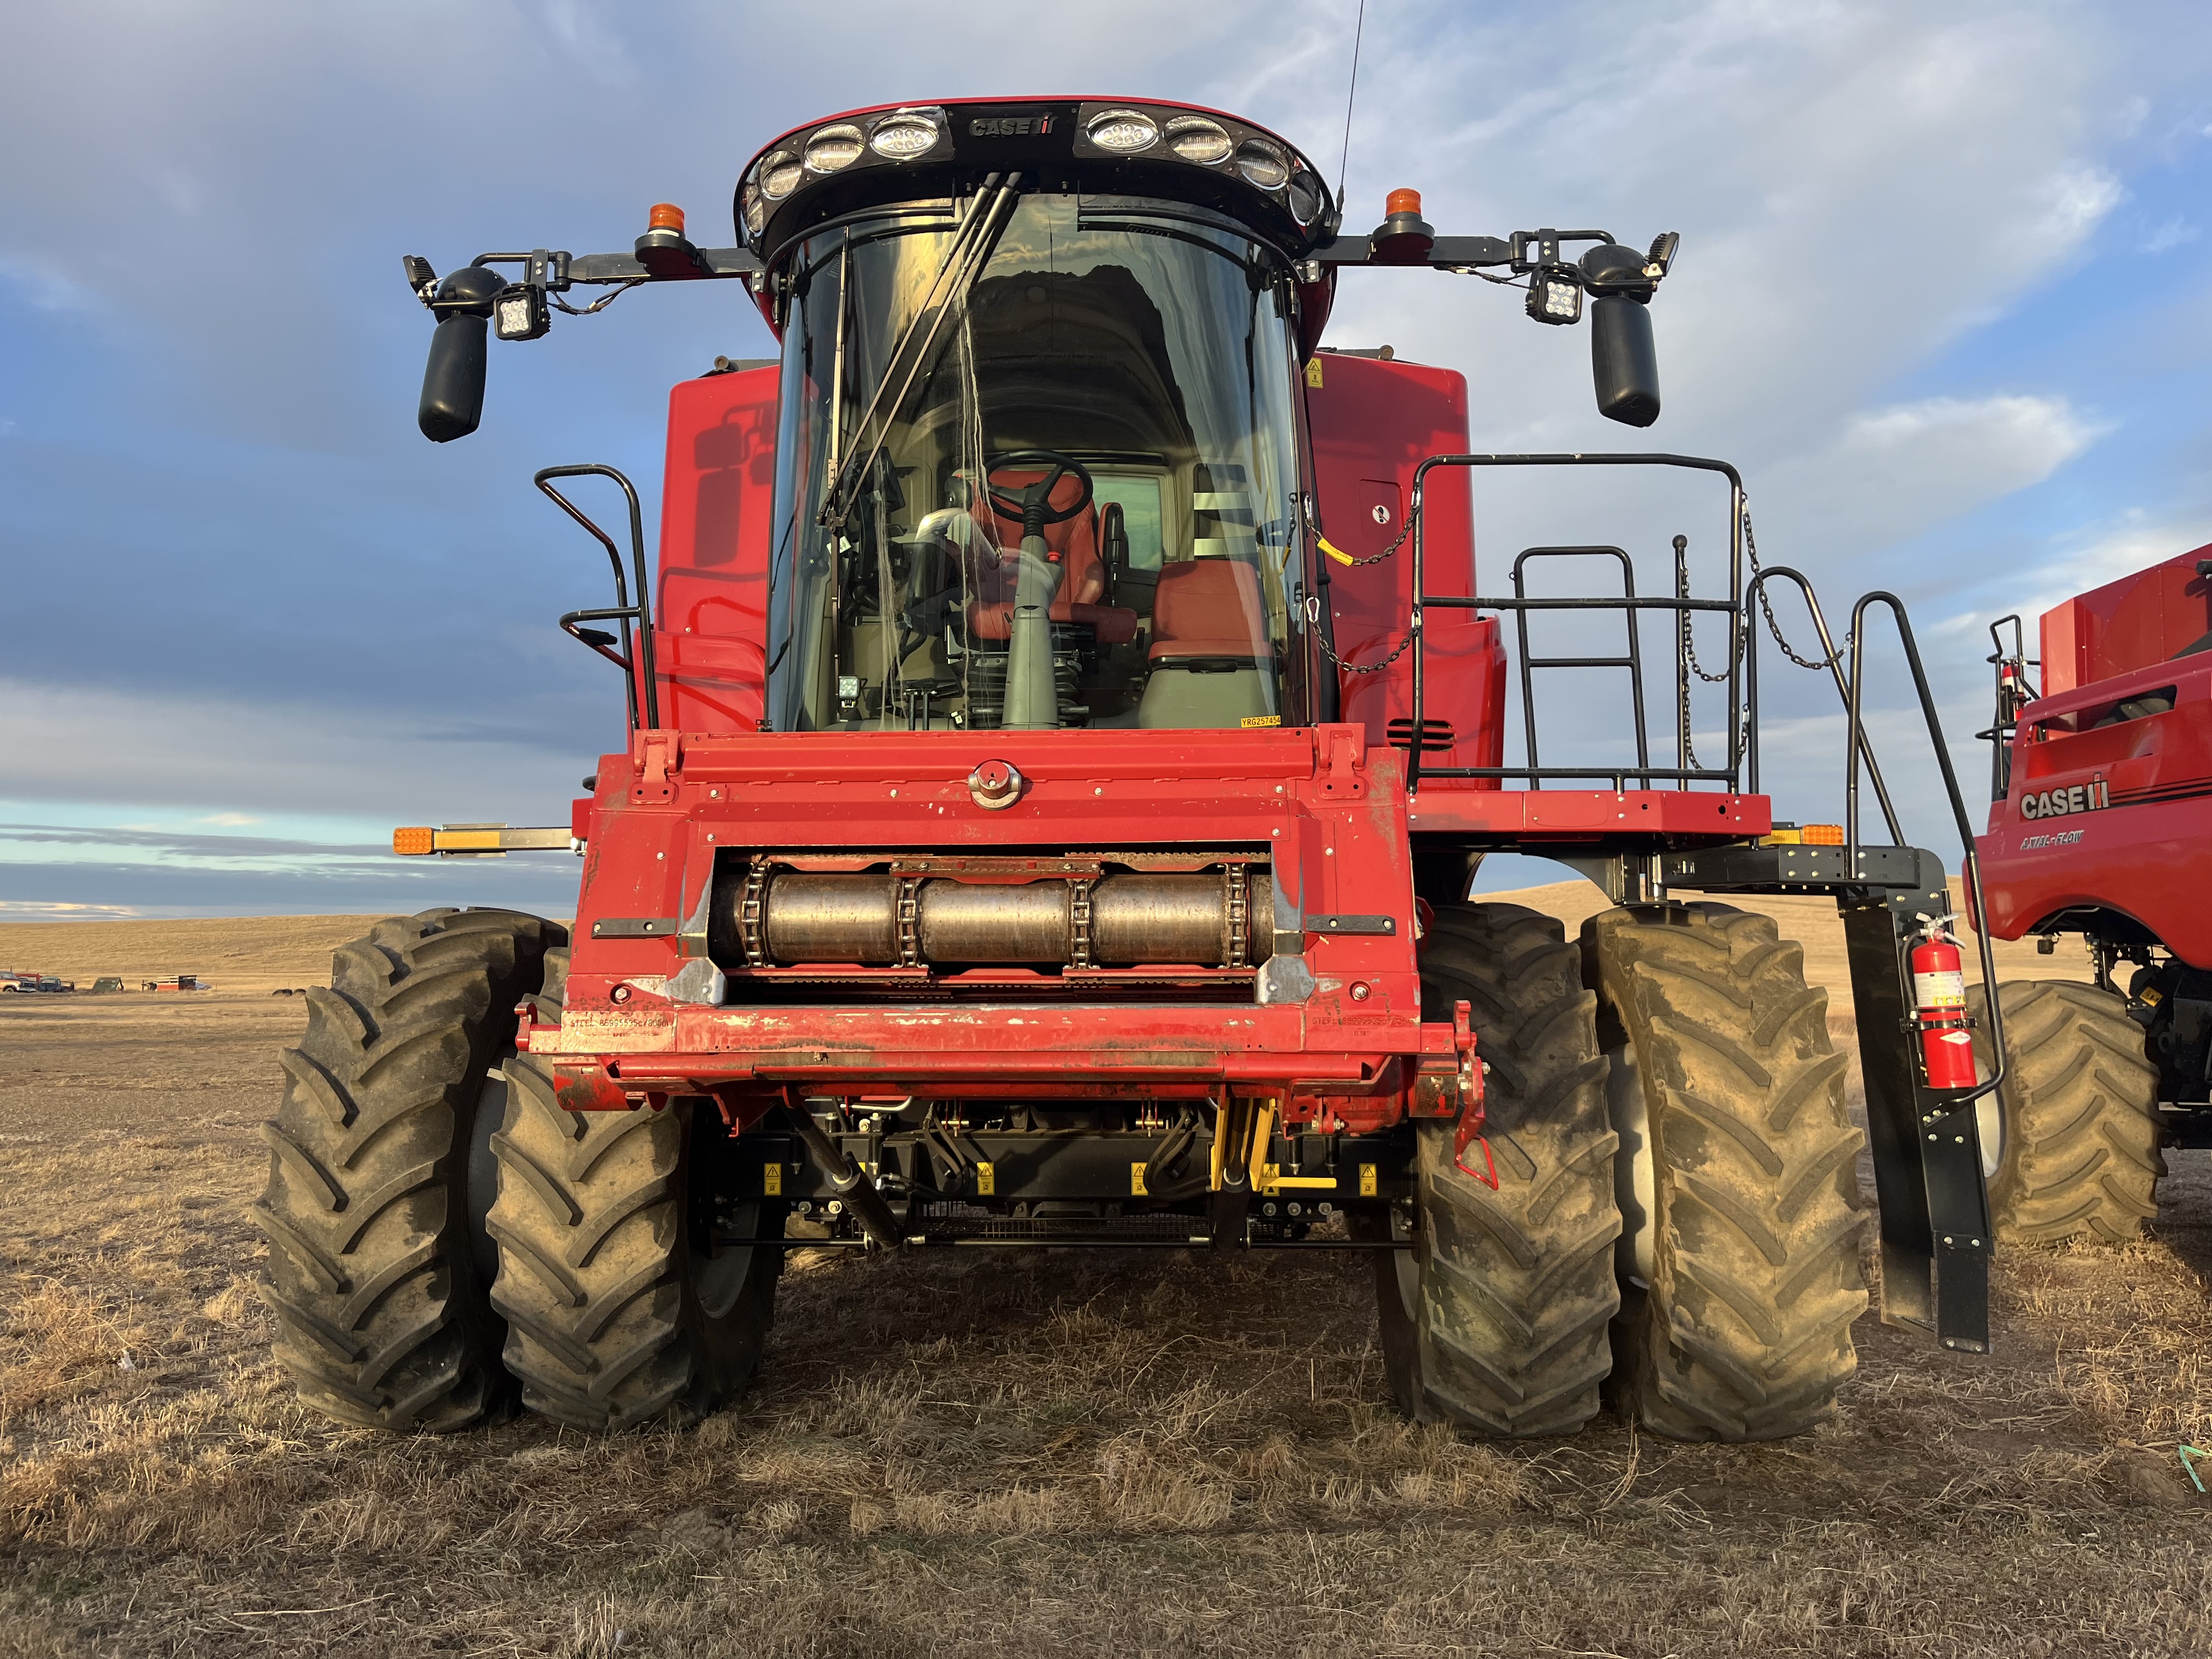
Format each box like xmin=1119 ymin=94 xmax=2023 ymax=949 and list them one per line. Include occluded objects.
xmin=1968 ymin=543 xmax=2212 ymax=1243
xmin=257 ymin=97 xmax=2011 ymax=1443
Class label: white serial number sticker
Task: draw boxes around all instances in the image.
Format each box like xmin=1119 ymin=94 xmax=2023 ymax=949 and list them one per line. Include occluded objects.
xmin=2021 ymin=779 xmax=2109 ymax=820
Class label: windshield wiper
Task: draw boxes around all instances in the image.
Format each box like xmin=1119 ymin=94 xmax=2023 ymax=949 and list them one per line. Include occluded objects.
xmin=817 ymin=172 xmax=1023 ymax=529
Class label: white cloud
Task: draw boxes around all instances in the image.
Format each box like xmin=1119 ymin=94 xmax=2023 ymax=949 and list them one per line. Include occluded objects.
xmin=1955 ymin=512 xmax=2212 ymax=641
xmin=1753 ymin=393 xmax=2104 ymax=559
xmin=2030 ymin=163 xmax=2126 ymax=246
xmin=2144 ymin=213 xmax=2199 ymax=253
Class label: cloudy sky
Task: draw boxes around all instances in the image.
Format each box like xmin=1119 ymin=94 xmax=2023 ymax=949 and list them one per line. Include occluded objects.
xmin=3 ymin=0 xmax=2209 ymax=918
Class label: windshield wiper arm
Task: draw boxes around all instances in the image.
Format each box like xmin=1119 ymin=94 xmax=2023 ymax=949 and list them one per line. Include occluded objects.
xmin=818 ymin=172 xmax=1023 ymax=529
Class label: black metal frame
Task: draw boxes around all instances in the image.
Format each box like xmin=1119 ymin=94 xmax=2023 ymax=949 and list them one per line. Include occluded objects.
xmin=535 ymin=464 xmax=661 ymax=731
xmin=1389 ymin=454 xmax=2013 ymax=1352
xmin=1405 ymin=453 xmax=1746 ymax=793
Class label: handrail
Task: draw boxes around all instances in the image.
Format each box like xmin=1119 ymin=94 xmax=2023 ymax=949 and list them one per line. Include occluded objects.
xmin=1404 ymin=453 xmax=1746 ymax=794
xmin=1740 ymin=566 xmax=1904 ymax=842
xmin=535 ymin=464 xmax=659 ymax=730
xmin=1846 ymin=589 xmax=2008 ymax=1110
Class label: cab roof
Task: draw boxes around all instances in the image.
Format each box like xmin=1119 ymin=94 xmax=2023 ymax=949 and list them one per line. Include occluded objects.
xmin=735 ymin=97 xmax=1338 ymax=266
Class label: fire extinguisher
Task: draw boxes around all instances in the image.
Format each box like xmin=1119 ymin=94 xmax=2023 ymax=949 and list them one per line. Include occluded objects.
xmin=1908 ymin=921 xmax=1977 ymax=1090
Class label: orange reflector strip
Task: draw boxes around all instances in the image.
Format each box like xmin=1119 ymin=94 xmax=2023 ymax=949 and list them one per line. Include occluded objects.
xmin=393 ymin=827 xmax=436 ymax=856
xmin=1801 ymin=823 xmax=1846 ymax=845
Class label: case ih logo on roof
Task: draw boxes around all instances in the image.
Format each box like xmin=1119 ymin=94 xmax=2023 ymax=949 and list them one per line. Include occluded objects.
xmin=969 ymin=115 xmax=1051 ymax=137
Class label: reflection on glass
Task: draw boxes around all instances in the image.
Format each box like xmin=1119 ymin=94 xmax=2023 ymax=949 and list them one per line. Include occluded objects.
xmin=764 ymin=194 xmax=1305 ymax=733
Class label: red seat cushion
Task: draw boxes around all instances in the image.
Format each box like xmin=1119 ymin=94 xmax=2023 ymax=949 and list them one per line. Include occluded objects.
xmin=964 ymin=470 xmax=1139 ymax=644
xmin=1149 ymin=559 xmax=1273 ymax=661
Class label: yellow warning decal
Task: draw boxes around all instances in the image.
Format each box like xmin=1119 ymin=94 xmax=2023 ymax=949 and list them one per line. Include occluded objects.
xmin=977 ymin=1161 xmax=996 ymax=1196
xmin=763 ymin=1163 xmax=782 ymax=1197
xmin=1359 ymin=1163 xmax=1378 ymax=1198
xmin=1305 ymin=358 xmax=1324 ymax=388
xmin=1130 ymin=1162 xmax=1149 ymax=1196
xmin=1318 ymin=536 xmax=1355 ymax=566
xmin=1242 ymin=714 xmax=1282 ymax=728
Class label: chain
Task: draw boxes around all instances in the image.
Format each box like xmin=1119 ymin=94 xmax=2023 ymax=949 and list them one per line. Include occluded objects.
xmin=1308 ymin=594 xmax=1417 ymax=675
xmin=1744 ymin=501 xmax=1847 ymax=670
xmin=1319 ymin=510 xmax=1413 ymax=569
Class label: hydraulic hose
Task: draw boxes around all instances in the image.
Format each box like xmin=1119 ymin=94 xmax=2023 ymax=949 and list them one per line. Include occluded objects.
xmin=782 ymin=1103 xmax=904 ymax=1249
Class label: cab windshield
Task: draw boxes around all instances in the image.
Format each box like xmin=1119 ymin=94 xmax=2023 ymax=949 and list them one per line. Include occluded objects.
xmin=764 ymin=194 xmax=1306 ymax=733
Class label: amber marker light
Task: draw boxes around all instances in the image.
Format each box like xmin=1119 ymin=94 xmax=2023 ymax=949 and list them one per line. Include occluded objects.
xmin=393 ymin=827 xmax=436 ymax=856
xmin=647 ymin=202 xmax=686 ymax=233
xmin=1801 ymin=823 xmax=1846 ymax=845
xmin=1385 ymin=188 xmax=1422 ymax=217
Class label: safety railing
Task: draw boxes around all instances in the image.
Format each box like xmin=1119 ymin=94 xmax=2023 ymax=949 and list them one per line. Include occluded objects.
xmin=1404 ymin=453 xmax=1746 ymax=794
xmin=537 ymin=462 xmax=660 ymax=731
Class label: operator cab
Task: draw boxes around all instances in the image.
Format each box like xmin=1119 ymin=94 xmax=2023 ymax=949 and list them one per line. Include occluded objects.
xmin=743 ymin=103 xmax=1338 ymax=735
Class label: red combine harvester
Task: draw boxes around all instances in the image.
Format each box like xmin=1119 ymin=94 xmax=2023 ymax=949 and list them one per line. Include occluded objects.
xmin=258 ymin=97 xmax=2010 ymax=1442
xmin=1969 ymin=543 xmax=2212 ymax=1242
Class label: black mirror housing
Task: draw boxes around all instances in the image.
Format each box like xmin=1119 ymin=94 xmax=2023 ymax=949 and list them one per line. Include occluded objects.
xmin=1591 ymin=296 xmax=1660 ymax=427
xmin=418 ymin=266 xmax=506 ymax=443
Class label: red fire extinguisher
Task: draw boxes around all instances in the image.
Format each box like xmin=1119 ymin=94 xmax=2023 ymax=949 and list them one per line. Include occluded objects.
xmin=1908 ymin=921 xmax=1977 ymax=1090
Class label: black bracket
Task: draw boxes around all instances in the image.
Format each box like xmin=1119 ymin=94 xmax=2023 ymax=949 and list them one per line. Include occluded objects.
xmin=1669 ymin=839 xmax=1995 ymax=1354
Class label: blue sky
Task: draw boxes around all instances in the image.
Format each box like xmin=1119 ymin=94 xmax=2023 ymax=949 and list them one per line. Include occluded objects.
xmin=3 ymin=0 xmax=2209 ymax=917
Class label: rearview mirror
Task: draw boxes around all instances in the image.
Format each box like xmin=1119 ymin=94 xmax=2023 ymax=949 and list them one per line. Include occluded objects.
xmin=1591 ymin=296 xmax=1660 ymax=427
xmin=418 ymin=267 xmax=506 ymax=443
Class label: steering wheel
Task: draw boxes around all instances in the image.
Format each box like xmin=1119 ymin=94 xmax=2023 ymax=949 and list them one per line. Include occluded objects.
xmin=985 ymin=449 xmax=1094 ymax=539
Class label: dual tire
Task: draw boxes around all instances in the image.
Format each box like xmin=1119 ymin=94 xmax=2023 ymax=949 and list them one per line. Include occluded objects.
xmin=1966 ymin=979 xmax=2162 ymax=1245
xmin=256 ymin=909 xmax=780 ymax=1435
xmin=1381 ymin=900 xmax=1869 ymax=1442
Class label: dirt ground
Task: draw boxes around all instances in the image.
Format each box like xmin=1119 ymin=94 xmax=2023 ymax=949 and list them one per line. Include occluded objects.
xmin=3 ymin=891 xmax=2209 ymax=1657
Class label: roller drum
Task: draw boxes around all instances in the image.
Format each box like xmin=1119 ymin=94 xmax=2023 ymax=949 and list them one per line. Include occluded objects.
xmin=1091 ymin=873 xmax=1266 ymax=966
xmin=916 ymin=879 xmax=1072 ymax=962
xmin=760 ymin=874 xmax=899 ymax=963
xmin=725 ymin=867 xmax=1275 ymax=968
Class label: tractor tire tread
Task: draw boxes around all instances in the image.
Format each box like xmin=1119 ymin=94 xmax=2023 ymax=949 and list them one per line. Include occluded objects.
xmin=257 ymin=907 xmax=558 ymax=1433
xmin=1968 ymin=979 xmax=2162 ymax=1244
xmin=1392 ymin=905 xmax=1623 ymax=1438
xmin=1586 ymin=902 xmax=1868 ymax=1443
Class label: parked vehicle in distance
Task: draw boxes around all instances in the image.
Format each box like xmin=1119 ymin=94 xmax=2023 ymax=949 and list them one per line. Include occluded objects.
xmin=149 ymin=975 xmax=210 ymax=991
xmin=90 ymin=978 xmax=125 ymax=994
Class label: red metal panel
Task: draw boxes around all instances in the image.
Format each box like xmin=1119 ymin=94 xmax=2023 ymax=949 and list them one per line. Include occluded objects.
xmin=1403 ymin=788 xmax=1770 ymax=841
xmin=654 ymin=365 xmax=778 ymax=735
xmin=2038 ymin=540 xmax=2212 ymax=691
xmin=1976 ymin=653 xmax=2212 ymax=967
xmin=1305 ymin=352 xmax=1504 ymax=780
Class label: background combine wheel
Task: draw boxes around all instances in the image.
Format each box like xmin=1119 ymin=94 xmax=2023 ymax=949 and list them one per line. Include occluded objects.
xmin=255 ymin=907 xmax=562 ymax=1432
xmin=1966 ymin=980 xmax=2162 ymax=1245
xmin=488 ymin=1059 xmax=783 ymax=1432
xmin=1372 ymin=902 xmax=1622 ymax=1437
xmin=1583 ymin=902 xmax=1866 ymax=1442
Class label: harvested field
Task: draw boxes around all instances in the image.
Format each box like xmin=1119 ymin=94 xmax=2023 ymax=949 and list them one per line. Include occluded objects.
xmin=3 ymin=889 xmax=2209 ymax=1656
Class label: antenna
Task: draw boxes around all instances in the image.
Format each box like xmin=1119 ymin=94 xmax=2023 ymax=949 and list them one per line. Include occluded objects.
xmin=1337 ymin=0 xmax=1368 ymax=205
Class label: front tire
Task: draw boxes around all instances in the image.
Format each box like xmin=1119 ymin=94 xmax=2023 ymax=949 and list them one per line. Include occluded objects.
xmin=1584 ymin=902 xmax=1866 ymax=1442
xmin=256 ymin=907 xmax=560 ymax=1432
xmin=1966 ymin=979 xmax=2161 ymax=1244
xmin=1376 ymin=902 xmax=1622 ymax=1437
xmin=488 ymin=1059 xmax=783 ymax=1431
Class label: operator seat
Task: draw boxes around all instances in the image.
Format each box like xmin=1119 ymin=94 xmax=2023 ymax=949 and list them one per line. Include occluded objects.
xmin=964 ymin=469 xmax=1139 ymax=645
xmin=1137 ymin=556 xmax=1277 ymax=728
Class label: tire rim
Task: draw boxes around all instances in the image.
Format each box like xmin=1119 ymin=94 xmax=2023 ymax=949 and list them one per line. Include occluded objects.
xmin=1392 ymin=1202 xmax=1420 ymax=1319
xmin=465 ymin=1053 xmax=511 ymax=1294
xmin=1974 ymin=1064 xmax=2005 ymax=1180
xmin=1604 ymin=1040 xmax=1655 ymax=1288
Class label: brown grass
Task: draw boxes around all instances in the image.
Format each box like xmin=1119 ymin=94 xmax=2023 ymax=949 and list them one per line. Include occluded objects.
xmin=0 ymin=893 xmax=2205 ymax=1656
